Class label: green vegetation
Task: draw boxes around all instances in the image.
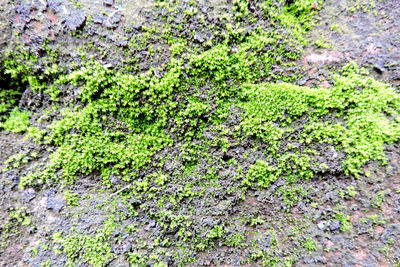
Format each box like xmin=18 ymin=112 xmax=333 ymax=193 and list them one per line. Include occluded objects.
xmin=2 ymin=0 xmax=400 ymax=266
xmin=303 ymin=237 xmax=317 ymax=252
xmin=0 ymin=108 xmax=30 ymax=133
xmin=53 ymin=216 xmax=116 ymax=266
xmin=334 ymin=212 xmax=351 ymax=232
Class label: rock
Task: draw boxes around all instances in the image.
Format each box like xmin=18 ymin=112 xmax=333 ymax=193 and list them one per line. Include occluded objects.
xmin=5 ymin=173 xmax=19 ymax=189
xmin=315 ymin=256 xmax=326 ymax=264
xmin=317 ymin=220 xmax=328 ymax=230
xmin=93 ymin=15 xmax=106 ymax=24
xmin=103 ymin=0 xmax=114 ymax=6
xmin=330 ymin=220 xmax=341 ymax=231
xmin=22 ymin=188 xmax=36 ymax=202
xmin=48 ymin=0 xmax=63 ymax=13
xmin=303 ymin=256 xmax=314 ymax=264
xmin=133 ymin=22 xmax=142 ymax=31
xmin=297 ymin=78 xmax=308 ymax=86
xmin=374 ymin=59 xmax=387 ymax=73
xmin=381 ymin=224 xmax=400 ymax=243
xmin=102 ymin=13 xmax=121 ymax=29
xmin=312 ymin=1 xmax=318 ymax=10
xmin=64 ymin=11 xmax=86 ymax=31
xmin=46 ymin=192 xmax=64 ymax=212
xmin=194 ymin=32 xmax=205 ymax=43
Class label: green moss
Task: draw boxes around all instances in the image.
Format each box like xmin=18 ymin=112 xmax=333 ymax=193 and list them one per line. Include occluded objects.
xmin=334 ymin=212 xmax=351 ymax=232
xmin=303 ymin=237 xmax=317 ymax=252
xmin=243 ymin=160 xmax=277 ymax=188
xmin=0 ymin=108 xmax=30 ymax=133
xmin=240 ymin=63 xmax=400 ymax=178
xmin=64 ymin=190 xmax=79 ymax=207
xmin=8 ymin=1 xmax=400 ymax=266
xmin=53 ymin=216 xmax=116 ymax=267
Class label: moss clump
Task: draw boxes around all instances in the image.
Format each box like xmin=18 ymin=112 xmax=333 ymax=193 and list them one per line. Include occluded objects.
xmin=0 ymin=108 xmax=30 ymax=133
xmin=53 ymin=216 xmax=116 ymax=267
xmin=241 ymin=63 xmax=400 ymax=182
xmin=7 ymin=0 xmax=400 ymax=266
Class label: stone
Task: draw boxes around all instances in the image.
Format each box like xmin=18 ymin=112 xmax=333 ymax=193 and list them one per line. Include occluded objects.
xmin=317 ymin=220 xmax=328 ymax=230
xmin=194 ymin=32 xmax=205 ymax=43
xmin=46 ymin=192 xmax=64 ymax=212
xmin=64 ymin=11 xmax=86 ymax=31
xmin=103 ymin=0 xmax=114 ymax=6
xmin=330 ymin=220 xmax=341 ymax=232
xmin=22 ymin=188 xmax=36 ymax=202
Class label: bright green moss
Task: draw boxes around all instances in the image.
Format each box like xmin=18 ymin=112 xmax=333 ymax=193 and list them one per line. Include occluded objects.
xmin=240 ymin=63 xmax=400 ymax=177
xmin=9 ymin=1 xmax=400 ymax=266
xmin=243 ymin=160 xmax=277 ymax=188
xmin=53 ymin=216 xmax=116 ymax=267
xmin=334 ymin=212 xmax=351 ymax=232
xmin=0 ymin=108 xmax=30 ymax=133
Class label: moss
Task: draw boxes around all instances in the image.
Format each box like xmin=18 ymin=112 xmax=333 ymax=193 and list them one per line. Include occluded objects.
xmin=53 ymin=216 xmax=117 ymax=267
xmin=334 ymin=212 xmax=351 ymax=232
xmin=0 ymin=108 xmax=30 ymax=133
xmin=240 ymin=63 xmax=400 ymax=178
xmin=7 ymin=1 xmax=400 ymax=266
xmin=303 ymin=237 xmax=317 ymax=252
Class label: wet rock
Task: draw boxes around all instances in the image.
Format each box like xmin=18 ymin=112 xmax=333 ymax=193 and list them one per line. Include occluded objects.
xmin=317 ymin=220 xmax=328 ymax=230
xmin=330 ymin=220 xmax=341 ymax=231
xmin=103 ymin=0 xmax=114 ymax=7
xmin=48 ymin=0 xmax=63 ymax=13
xmin=22 ymin=188 xmax=36 ymax=202
xmin=194 ymin=32 xmax=205 ymax=43
xmin=46 ymin=192 xmax=64 ymax=212
xmin=381 ymin=224 xmax=400 ymax=243
xmin=64 ymin=11 xmax=86 ymax=31
xmin=103 ymin=13 xmax=121 ymax=29
xmin=374 ymin=59 xmax=387 ymax=74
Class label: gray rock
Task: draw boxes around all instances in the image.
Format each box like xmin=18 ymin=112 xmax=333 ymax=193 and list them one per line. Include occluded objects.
xmin=22 ymin=188 xmax=36 ymax=202
xmin=317 ymin=220 xmax=328 ymax=230
xmin=46 ymin=193 xmax=64 ymax=212
xmin=381 ymin=224 xmax=400 ymax=243
xmin=330 ymin=220 xmax=341 ymax=231
xmin=194 ymin=32 xmax=205 ymax=43
xmin=48 ymin=0 xmax=63 ymax=13
xmin=64 ymin=11 xmax=86 ymax=31
xmin=93 ymin=15 xmax=106 ymax=24
xmin=303 ymin=256 xmax=314 ymax=264
xmin=374 ymin=59 xmax=387 ymax=73
xmin=102 ymin=13 xmax=121 ymax=29
xmin=103 ymin=0 xmax=114 ymax=6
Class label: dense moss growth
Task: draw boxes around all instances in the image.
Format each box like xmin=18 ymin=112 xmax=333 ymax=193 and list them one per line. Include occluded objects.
xmin=2 ymin=0 xmax=400 ymax=266
xmin=240 ymin=63 xmax=400 ymax=179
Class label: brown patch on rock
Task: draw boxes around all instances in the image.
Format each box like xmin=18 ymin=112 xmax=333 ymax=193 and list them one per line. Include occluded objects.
xmin=375 ymin=226 xmax=384 ymax=234
xmin=245 ymin=196 xmax=259 ymax=207
xmin=356 ymin=234 xmax=369 ymax=248
xmin=321 ymin=80 xmax=331 ymax=88
xmin=46 ymin=12 xmax=58 ymax=25
xmin=32 ymin=22 xmax=43 ymax=34
xmin=355 ymin=249 xmax=368 ymax=261
xmin=350 ymin=210 xmax=364 ymax=223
